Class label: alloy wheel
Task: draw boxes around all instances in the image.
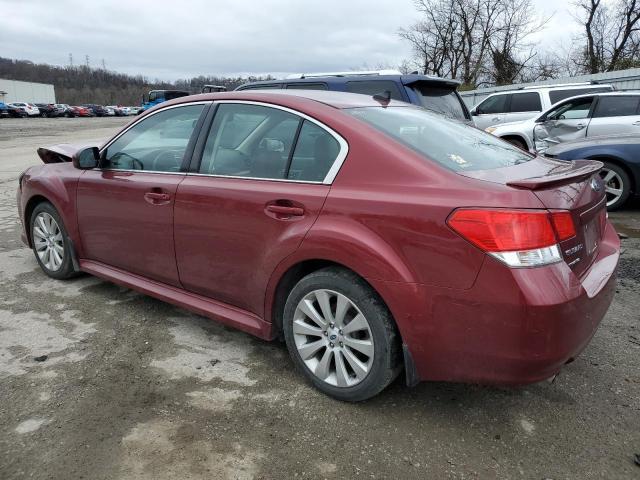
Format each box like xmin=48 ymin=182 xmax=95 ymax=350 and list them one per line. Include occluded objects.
xmin=292 ymin=289 xmax=374 ymax=387
xmin=599 ymin=168 xmax=624 ymax=208
xmin=32 ymin=212 xmax=64 ymax=271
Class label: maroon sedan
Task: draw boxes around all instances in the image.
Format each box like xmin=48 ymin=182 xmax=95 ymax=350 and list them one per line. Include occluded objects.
xmin=17 ymin=91 xmax=619 ymax=401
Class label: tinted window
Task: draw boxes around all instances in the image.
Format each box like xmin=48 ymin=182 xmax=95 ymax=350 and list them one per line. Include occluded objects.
xmin=345 ymin=80 xmax=404 ymax=101
xmin=549 ymin=87 xmax=611 ymax=104
xmin=286 ymin=83 xmax=328 ymax=90
xmin=546 ymin=97 xmax=593 ymax=120
xmin=476 ymin=94 xmax=508 ymax=114
xmin=165 ymin=91 xmax=190 ymax=101
xmin=148 ymin=91 xmax=160 ymax=102
xmin=510 ymin=92 xmax=542 ymax=112
xmin=199 ymin=103 xmax=300 ymax=180
xmin=410 ymin=84 xmax=467 ymax=120
xmin=346 ymin=106 xmax=531 ymax=172
xmin=103 ymin=104 xmax=204 ymax=172
xmin=593 ymin=96 xmax=640 ymax=118
xmin=288 ymin=121 xmax=340 ymax=181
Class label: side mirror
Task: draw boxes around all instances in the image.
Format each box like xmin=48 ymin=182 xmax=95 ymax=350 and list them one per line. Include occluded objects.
xmin=471 ymin=108 xmax=479 ymax=116
xmin=72 ymin=147 xmax=100 ymax=169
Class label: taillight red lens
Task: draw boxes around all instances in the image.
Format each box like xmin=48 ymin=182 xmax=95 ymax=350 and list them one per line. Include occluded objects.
xmin=447 ymin=209 xmax=557 ymax=252
xmin=549 ymin=211 xmax=576 ymax=241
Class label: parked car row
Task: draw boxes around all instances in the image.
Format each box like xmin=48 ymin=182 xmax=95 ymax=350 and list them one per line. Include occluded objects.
xmin=0 ymin=102 xmax=142 ymax=118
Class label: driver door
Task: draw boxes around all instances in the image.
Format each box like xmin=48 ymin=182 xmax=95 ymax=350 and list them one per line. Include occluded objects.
xmin=533 ymin=96 xmax=594 ymax=152
xmin=76 ymin=103 xmax=207 ymax=287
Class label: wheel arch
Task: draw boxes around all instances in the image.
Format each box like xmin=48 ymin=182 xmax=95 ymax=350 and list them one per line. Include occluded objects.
xmin=23 ymin=194 xmax=52 ymax=247
xmin=500 ymin=134 xmax=530 ymax=150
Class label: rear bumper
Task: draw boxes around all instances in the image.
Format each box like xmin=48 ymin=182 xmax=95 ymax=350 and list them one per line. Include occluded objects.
xmin=372 ymin=221 xmax=620 ymax=385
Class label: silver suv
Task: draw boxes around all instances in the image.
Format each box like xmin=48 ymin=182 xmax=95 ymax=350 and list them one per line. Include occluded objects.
xmin=469 ymin=83 xmax=614 ymax=129
xmin=486 ymin=92 xmax=640 ymax=152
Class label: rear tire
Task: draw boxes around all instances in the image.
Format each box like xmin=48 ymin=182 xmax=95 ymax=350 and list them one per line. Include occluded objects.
xmin=599 ymin=162 xmax=630 ymax=211
xmin=283 ymin=267 xmax=401 ymax=401
xmin=30 ymin=202 xmax=77 ymax=280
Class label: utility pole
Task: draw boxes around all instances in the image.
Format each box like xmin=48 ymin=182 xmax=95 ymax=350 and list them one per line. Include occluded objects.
xmin=101 ymin=58 xmax=106 ymax=70
xmin=68 ymin=53 xmax=73 ymax=67
xmin=85 ymin=55 xmax=90 ymax=68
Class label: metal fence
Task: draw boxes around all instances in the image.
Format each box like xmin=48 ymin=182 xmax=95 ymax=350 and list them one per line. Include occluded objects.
xmin=459 ymin=68 xmax=640 ymax=107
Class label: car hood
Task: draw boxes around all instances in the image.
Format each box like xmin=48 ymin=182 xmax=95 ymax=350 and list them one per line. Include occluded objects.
xmin=545 ymin=134 xmax=640 ymax=155
xmin=490 ymin=118 xmax=535 ymax=132
xmin=37 ymin=143 xmax=93 ymax=163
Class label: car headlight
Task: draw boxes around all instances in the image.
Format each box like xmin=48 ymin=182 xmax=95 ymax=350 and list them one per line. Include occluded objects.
xmin=485 ymin=127 xmax=497 ymax=134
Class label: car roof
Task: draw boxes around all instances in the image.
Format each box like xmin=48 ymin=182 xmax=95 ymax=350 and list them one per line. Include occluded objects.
xmin=160 ymin=90 xmax=413 ymax=110
xmin=237 ymin=73 xmax=460 ymax=89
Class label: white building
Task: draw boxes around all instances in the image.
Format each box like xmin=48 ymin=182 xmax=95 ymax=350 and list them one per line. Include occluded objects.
xmin=0 ymin=79 xmax=56 ymax=104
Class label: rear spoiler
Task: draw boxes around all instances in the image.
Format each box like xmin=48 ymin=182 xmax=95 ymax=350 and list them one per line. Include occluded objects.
xmin=37 ymin=143 xmax=91 ymax=164
xmin=506 ymin=159 xmax=603 ymax=189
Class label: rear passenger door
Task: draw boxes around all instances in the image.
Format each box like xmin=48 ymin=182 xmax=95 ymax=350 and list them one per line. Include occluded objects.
xmin=587 ymin=95 xmax=640 ymax=137
xmin=173 ymin=102 xmax=345 ymax=317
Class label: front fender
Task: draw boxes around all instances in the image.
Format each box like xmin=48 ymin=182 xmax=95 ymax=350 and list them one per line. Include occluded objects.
xmin=21 ymin=164 xmax=82 ymax=253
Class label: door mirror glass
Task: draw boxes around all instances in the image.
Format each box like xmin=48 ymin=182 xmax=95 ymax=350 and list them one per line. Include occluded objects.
xmin=73 ymin=147 xmax=100 ymax=169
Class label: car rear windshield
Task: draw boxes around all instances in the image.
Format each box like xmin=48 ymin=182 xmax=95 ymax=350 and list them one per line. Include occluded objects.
xmin=408 ymin=84 xmax=468 ymax=120
xmin=345 ymin=106 xmax=532 ymax=171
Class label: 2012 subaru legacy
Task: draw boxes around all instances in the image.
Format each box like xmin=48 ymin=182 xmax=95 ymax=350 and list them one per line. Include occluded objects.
xmin=18 ymin=90 xmax=619 ymax=401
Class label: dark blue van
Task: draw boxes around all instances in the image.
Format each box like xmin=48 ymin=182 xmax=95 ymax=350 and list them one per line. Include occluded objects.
xmin=235 ymin=70 xmax=472 ymax=123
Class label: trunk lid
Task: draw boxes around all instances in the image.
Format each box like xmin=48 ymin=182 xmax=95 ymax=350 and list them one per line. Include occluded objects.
xmin=460 ymin=156 xmax=607 ymax=277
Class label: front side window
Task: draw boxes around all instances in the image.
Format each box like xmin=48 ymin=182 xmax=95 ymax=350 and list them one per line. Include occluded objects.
xmin=592 ymin=96 xmax=640 ymax=118
xmin=545 ymin=97 xmax=593 ymax=120
xmin=148 ymin=91 xmax=160 ymax=102
xmin=103 ymin=104 xmax=204 ymax=172
xmin=476 ymin=94 xmax=508 ymax=115
xmin=345 ymin=80 xmax=404 ymax=101
xmin=346 ymin=106 xmax=532 ymax=172
xmin=410 ymin=84 xmax=468 ymax=120
xmin=510 ymin=92 xmax=542 ymax=112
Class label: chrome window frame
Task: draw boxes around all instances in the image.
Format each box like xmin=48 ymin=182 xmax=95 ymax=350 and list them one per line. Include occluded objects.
xmin=98 ymin=101 xmax=212 ymax=175
xmin=98 ymin=99 xmax=349 ymax=184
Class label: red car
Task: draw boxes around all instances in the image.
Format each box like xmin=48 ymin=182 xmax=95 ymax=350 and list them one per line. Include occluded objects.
xmin=68 ymin=106 xmax=92 ymax=117
xmin=17 ymin=91 xmax=619 ymax=401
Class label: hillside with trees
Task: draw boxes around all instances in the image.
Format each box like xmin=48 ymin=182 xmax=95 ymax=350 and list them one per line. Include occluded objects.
xmin=0 ymin=57 xmax=273 ymax=105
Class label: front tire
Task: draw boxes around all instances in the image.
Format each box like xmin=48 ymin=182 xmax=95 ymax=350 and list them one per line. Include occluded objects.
xmin=599 ymin=162 xmax=630 ymax=211
xmin=283 ymin=267 xmax=401 ymax=401
xmin=30 ymin=203 xmax=76 ymax=279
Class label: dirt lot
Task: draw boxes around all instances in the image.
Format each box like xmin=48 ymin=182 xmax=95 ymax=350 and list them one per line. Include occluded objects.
xmin=0 ymin=117 xmax=639 ymax=480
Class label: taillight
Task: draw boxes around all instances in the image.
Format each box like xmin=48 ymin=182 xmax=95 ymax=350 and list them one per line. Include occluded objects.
xmin=447 ymin=208 xmax=575 ymax=268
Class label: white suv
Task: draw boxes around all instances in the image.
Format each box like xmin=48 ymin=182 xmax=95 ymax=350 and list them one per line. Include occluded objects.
xmin=8 ymin=102 xmax=40 ymax=117
xmin=486 ymin=92 xmax=640 ymax=152
xmin=470 ymin=83 xmax=614 ymax=130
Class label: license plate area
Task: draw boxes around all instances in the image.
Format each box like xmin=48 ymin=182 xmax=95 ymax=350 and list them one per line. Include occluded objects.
xmin=583 ymin=216 xmax=600 ymax=256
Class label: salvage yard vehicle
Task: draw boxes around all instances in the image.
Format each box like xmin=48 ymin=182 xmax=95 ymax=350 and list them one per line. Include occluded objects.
xmin=545 ymin=134 xmax=640 ymax=210
xmin=469 ymin=82 xmax=614 ymax=130
xmin=237 ymin=70 xmax=473 ymax=123
xmin=9 ymin=102 xmax=39 ymax=117
xmin=18 ymin=91 xmax=619 ymax=401
xmin=486 ymin=92 xmax=640 ymax=152
xmin=140 ymin=89 xmax=190 ymax=113
xmin=35 ymin=103 xmax=64 ymax=117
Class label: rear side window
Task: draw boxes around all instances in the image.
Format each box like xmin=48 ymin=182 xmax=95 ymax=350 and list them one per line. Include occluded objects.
xmin=476 ymin=94 xmax=508 ymax=114
xmin=286 ymin=83 xmax=328 ymax=90
xmin=409 ymin=84 xmax=468 ymax=120
xmin=549 ymin=87 xmax=611 ymax=104
xmin=592 ymin=96 xmax=640 ymax=117
xmin=288 ymin=121 xmax=340 ymax=181
xmin=345 ymin=80 xmax=404 ymax=101
xmin=346 ymin=106 xmax=531 ymax=172
xmin=510 ymin=92 xmax=542 ymax=112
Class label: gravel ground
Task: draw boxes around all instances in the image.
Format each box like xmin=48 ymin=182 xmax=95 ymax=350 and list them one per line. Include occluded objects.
xmin=0 ymin=117 xmax=639 ymax=480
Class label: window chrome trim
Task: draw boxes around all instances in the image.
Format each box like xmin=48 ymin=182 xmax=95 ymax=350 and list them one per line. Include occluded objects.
xmin=202 ymin=100 xmax=349 ymax=185
xmin=98 ymin=101 xmax=212 ymax=156
xmin=185 ymin=172 xmax=325 ymax=184
xmin=97 ymin=168 xmax=186 ymax=176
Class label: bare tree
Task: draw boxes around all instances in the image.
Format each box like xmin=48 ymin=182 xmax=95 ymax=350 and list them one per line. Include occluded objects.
xmin=399 ymin=0 xmax=550 ymax=88
xmin=575 ymin=0 xmax=640 ymax=73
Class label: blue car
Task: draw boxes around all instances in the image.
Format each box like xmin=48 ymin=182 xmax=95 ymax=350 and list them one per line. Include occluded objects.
xmin=545 ymin=134 xmax=640 ymax=210
xmin=236 ymin=70 xmax=472 ymax=123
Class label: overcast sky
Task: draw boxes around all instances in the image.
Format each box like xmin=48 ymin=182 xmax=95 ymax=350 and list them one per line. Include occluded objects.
xmin=1 ymin=0 xmax=583 ymax=81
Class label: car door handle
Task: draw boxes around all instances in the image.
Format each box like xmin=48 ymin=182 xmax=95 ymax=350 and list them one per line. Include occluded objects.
xmin=633 ymin=120 xmax=640 ymax=126
xmin=144 ymin=192 xmax=171 ymax=204
xmin=265 ymin=205 xmax=304 ymax=216
xmin=492 ymin=117 xmax=501 ymax=122
xmin=576 ymin=123 xmax=586 ymax=129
